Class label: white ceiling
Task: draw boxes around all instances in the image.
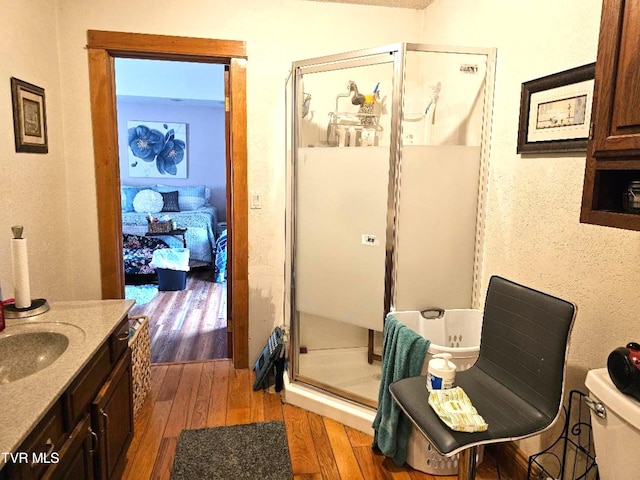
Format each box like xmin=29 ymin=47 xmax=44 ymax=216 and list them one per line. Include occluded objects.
xmin=303 ymin=0 xmax=433 ymax=9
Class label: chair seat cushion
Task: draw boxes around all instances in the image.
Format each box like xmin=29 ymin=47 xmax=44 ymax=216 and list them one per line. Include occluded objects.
xmin=389 ymin=369 xmax=557 ymax=456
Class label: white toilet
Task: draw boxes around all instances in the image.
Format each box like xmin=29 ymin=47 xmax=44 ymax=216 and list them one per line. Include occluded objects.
xmin=585 ymin=368 xmax=640 ymax=479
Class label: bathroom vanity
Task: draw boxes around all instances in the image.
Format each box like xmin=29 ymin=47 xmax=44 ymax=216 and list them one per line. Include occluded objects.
xmin=0 ymin=300 xmax=135 ymax=480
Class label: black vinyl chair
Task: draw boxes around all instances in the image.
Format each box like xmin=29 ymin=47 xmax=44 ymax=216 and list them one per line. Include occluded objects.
xmin=389 ymin=276 xmax=576 ymax=480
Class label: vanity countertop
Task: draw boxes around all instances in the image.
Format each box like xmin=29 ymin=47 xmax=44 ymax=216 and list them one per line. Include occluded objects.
xmin=0 ymin=299 xmax=134 ymax=466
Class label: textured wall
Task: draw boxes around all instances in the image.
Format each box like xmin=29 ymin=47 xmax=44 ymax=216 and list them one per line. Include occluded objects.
xmin=422 ymin=0 xmax=640 ymax=457
xmin=53 ymin=0 xmax=424 ymax=360
xmin=0 ymin=1 xmax=73 ymax=302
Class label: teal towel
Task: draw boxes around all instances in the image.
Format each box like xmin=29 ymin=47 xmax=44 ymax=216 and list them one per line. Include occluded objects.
xmin=372 ymin=314 xmax=430 ymax=466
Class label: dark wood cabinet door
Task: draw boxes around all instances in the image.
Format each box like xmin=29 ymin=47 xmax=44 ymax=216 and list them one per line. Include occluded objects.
xmin=592 ymin=0 xmax=640 ymax=156
xmin=92 ymin=351 xmax=133 ymax=480
xmin=2 ymin=399 xmax=67 ymax=480
xmin=44 ymin=415 xmax=95 ymax=480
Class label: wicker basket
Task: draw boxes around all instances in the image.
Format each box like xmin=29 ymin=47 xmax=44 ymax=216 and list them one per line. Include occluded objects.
xmin=128 ymin=315 xmax=151 ymax=419
xmin=147 ymin=220 xmax=172 ymax=233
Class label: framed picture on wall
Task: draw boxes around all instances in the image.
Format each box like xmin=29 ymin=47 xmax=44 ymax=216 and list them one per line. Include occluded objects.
xmin=11 ymin=77 xmax=48 ymax=154
xmin=127 ymin=120 xmax=188 ymax=178
xmin=517 ymin=63 xmax=596 ymax=154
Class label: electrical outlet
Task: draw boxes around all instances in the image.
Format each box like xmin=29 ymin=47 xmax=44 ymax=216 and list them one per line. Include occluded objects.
xmin=362 ymin=234 xmax=378 ymax=246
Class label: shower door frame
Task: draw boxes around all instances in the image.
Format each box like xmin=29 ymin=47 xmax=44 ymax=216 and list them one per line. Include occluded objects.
xmin=287 ymin=43 xmax=497 ymax=409
xmin=289 ymin=44 xmax=403 ymax=408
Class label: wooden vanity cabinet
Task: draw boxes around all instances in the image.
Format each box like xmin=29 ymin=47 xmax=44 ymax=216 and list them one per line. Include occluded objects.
xmin=581 ymin=0 xmax=640 ymax=230
xmin=91 ymin=350 xmax=133 ymax=480
xmin=0 ymin=316 xmax=134 ymax=480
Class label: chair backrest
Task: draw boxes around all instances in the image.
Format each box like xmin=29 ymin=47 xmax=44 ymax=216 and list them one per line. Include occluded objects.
xmin=476 ymin=276 xmax=576 ymax=420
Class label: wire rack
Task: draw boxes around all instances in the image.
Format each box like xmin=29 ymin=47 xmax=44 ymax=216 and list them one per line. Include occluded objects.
xmin=527 ymin=390 xmax=599 ymax=480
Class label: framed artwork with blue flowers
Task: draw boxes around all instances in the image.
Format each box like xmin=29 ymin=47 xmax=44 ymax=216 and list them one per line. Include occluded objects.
xmin=127 ymin=121 xmax=187 ymax=178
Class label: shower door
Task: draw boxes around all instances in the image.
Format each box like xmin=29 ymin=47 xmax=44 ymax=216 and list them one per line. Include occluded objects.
xmin=286 ymin=44 xmax=496 ymax=408
xmin=394 ymin=46 xmax=494 ymax=311
xmin=289 ymin=47 xmax=399 ymax=405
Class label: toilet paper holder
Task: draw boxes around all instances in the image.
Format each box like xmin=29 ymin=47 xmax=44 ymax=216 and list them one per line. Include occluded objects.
xmin=4 ymin=225 xmax=49 ymax=319
xmin=4 ymin=298 xmax=50 ymax=319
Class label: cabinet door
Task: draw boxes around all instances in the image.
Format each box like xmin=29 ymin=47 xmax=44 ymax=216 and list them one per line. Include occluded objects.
xmin=2 ymin=399 xmax=66 ymax=480
xmin=92 ymin=350 xmax=133 ymax=480
xmin=592 ymin=0 xmax=640 ymax=155
xmin=44 ymin=415 xmax=95 ymax=480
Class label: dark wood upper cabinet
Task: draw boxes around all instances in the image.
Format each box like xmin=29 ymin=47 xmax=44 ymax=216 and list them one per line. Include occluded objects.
xmin=592 ymin=0 xmax=640 ymax=154
xmin=581 ymin=0 xmax=640 ymax=230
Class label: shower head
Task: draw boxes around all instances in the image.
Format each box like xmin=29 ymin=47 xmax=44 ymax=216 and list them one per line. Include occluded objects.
xmin=425 ymin=82 xmax=442 ymax=115
xmin=347 ymin=80 xmax=365 ymax=106
xmin=431 ymin=82 xmax=441 ymax=102
xmin=302 ymin=93 xmax=311 ymax=118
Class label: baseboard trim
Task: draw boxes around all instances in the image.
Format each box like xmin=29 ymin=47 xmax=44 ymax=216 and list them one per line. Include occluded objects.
xmin=489 ymin=442 xmax=539 ymax=480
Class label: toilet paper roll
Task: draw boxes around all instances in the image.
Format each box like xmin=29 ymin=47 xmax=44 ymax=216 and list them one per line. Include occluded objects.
xmin=11 ymin=238 xmax=32 ymax=309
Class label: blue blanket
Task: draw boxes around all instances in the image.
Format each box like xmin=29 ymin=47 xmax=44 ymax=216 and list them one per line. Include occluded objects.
xmin=372 ymin=314 xmax=430 ymax=466
xmin=214 ymin=229 xmax=227 ymax=283
xmin=122 ymin=205 xmax=219 ymax=263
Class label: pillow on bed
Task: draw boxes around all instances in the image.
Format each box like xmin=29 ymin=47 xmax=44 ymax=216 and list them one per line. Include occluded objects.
xmin=121 ymin=186 xmax=144 ymax=212
xmin=155 ymin=185 xmax=206 ymax=211
xmin=160 ymin=191 xmax=180 ymax=212
xmin=133 ymin=189 xmax=164 ymax=213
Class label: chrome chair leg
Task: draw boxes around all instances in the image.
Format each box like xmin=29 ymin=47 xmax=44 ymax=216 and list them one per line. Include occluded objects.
xmin=457 ymin=446 xmax=478 ymax=480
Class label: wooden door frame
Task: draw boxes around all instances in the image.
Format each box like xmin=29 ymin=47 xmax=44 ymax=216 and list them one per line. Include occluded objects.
xmin=86 ymin=30 xmax=249 ymax=368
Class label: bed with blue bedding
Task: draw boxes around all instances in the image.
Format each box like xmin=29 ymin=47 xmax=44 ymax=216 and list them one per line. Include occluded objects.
xmin=121 ymin=185 xmax=220 ymax=266
xmin=122 ymin=206 xmax=219 ymax=264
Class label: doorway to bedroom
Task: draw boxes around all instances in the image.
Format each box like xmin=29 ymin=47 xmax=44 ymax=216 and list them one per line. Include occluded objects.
xmin=116 ymin=58 xmax=229 ymax=363
xmin=88 ymin=30 xmax=249 ymax=369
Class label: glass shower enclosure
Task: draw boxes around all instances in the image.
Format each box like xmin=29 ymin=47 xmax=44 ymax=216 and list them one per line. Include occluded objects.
xmin=285 ymin=43 xmax=496 ymax=408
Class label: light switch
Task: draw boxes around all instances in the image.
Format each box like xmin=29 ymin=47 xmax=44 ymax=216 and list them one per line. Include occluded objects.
xmin=250 ymin=191 xmax=262 ymax=209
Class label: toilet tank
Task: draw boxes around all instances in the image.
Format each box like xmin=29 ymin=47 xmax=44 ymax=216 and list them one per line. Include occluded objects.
xmin=586 ymin=368 xmax=640 ymax=480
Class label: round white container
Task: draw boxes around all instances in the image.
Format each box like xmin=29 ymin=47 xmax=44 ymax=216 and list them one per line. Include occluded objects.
xmin=427 ymin=353 xmax=456 ymax=391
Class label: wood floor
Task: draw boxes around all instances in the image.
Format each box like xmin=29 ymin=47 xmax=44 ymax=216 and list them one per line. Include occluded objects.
xmin=122 ymin=360 xmax=500 ymax=480
xmin=130 ymin=269 xmax=227 ymax=363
